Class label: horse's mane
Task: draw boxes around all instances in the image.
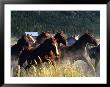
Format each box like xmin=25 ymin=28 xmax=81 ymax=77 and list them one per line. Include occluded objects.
xmin=32 ymin=38 xmax=53 ymax=52
xmin=68 ymin=33 xmax=93 ymax=49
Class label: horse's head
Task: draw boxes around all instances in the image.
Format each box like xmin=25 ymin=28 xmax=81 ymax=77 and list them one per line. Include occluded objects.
xmin=84 ymin=33 xmax=98 ymax=46
xmin=45 ymin=38 xmax=59 ymax=56
xmin=37 ymin=32 xmax=47 ymax=39
xmin=54 ymin=32 xmax=66 ymax=46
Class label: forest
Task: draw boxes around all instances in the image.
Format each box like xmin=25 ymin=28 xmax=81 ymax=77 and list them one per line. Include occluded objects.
xmin=11 ymin=11 xmax=100 ymax=37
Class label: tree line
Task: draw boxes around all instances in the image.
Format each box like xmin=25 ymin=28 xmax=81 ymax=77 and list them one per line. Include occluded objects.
xmin=11 ymin=11 xmax=100 ymax=37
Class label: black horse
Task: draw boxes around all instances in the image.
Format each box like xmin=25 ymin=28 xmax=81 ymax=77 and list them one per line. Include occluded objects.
xmin=89 ymin=44 xmax=100 ymax=68
xmin=54 ymin=32 xmax=67 ymax=47
xmin=18 ymin=37 xmax=58 ymax=69
xmin=62 ymin=33 xmax=98 ymax=75
xmin=11 ymin=35 xmax=28 ymax=60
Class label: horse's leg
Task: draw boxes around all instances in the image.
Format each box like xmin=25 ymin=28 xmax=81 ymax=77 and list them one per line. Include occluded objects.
xmin=82 ymin=56 xmax=96 ymax=76
xmin=49 ymin=57 xmax=55 ymax=66
xmin=18 ymin=57 xmax=25 ymax=68
xmin=49 ymin=51 xmax=55 ymax=67
xmin=17 ymin=58 xmax=26 ymax=77
xmin=83 ymin=48 xmax=96 ymax=76
xmin=33 ymin=56 xmax=43 ymax=68
xmin=95 ymin=58 xmax=100 ymax=69
xmin=58 ymin=49 xmax=62 ymax=65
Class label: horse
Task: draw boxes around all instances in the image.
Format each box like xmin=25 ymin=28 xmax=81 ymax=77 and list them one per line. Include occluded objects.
xmin=11 ymin=35 xmax=29 ymax=60
xmin=18 ymin=37 xmax=59 ymax=69
xmin=27 ymin=34 xmax=36 ymax=44
xmin=36 ymin=32 xmax=49 ymax=45
xmin=61 ymin=33 xmax=98 ymax=76
xmin=54 ymin=32 xmax=66 ymax=47
xmin=89 ymin=44 xmax=100 ymax=68
xmin=53 ymin=32 xmax=67 ymax=64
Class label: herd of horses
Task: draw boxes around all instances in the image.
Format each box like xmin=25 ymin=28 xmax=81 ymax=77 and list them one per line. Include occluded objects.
xmin=11 ymin=31 xmax=100 ymax=75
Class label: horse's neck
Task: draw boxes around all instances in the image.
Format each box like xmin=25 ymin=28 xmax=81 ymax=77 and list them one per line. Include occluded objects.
xmin=35 ymin=41 xmax=51 ymax=52
xmin=69 ymin=39 xmax=87 ymax=49
xmin=73 ymin=37 xmax=88 ymax=48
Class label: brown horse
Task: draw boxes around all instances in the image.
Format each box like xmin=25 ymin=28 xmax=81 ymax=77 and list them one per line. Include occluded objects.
xmin=62 ymin=33 xmax=98 ymax=75
xmin=52 ymin=32 xmax=67 ymax=64
xmin=18 ymin=37 xmax=59 ymax=69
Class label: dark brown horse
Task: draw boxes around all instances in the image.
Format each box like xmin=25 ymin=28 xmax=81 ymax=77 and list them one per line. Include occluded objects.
xmin=54 ymin=32 xmax=67 ymax=47
xmin=54 ymin=32 xmax=67 ymax=64
xmin=18 ymin=37 xmax=59 ymax=69
xmin=62 ymin=33 xmax=98 ymax=75
xmin=11 ymin=35 xmax=29 ymax=60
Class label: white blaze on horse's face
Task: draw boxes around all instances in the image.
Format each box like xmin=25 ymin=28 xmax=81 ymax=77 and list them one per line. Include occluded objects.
xmin=54 ymin=42 xmax=59 ymax=55
xmin=29 ymin=35 xmax=36 ymax=43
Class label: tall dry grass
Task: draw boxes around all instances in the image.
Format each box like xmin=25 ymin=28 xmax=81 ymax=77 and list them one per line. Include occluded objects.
xmin=12 ymin=60 xmax=87 ymax=77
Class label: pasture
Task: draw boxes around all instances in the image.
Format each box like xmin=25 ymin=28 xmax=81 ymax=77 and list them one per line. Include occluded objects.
xmin=11 ymin=36 xmax=100 ymax=77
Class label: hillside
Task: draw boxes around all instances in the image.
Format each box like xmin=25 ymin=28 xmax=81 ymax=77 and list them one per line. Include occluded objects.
xmin=11 ymin=11 xmax=100 ymax=37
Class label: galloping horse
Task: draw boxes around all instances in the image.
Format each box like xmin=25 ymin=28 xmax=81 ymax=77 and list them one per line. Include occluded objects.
xmin=54 ymin=32 xmax=67 ymax=47
xmin=54 ymin=32 xmax=67 ymax=64
xmin=11 ymin=35 xmax=28 ymax=60
xmin=62 ymin=33 xmax=98 ymax=75
xmin=18 ymin=37 xmax=59 ymax=69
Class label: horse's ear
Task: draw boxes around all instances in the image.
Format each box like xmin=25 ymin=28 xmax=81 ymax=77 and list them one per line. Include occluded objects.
xmin=84 ymin=32 xmax=90 ymax=36
xmin=84 ymin=33 xmax=87 ymax=35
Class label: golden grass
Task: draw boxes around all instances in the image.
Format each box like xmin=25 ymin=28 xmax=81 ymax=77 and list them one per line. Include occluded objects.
xmin=13 ymin=60 xmax=86 ymax=77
